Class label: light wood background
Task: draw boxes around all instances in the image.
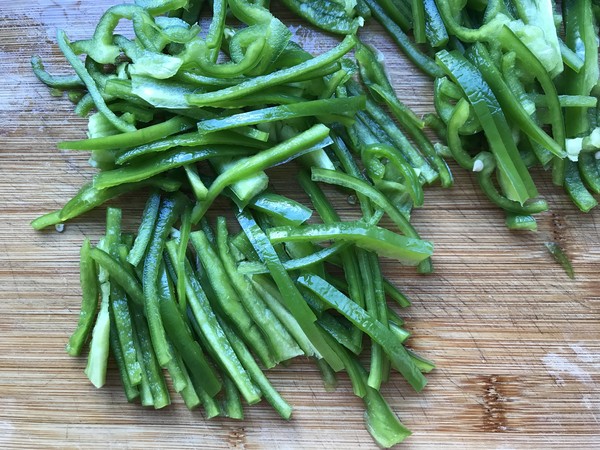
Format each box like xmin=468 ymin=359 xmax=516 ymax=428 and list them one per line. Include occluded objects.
xmin=1 ymin=1 xmax=599 ymax=448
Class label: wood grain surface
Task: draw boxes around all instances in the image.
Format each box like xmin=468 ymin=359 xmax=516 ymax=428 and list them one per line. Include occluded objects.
xmin=1 ymin=2 xmax=599 ymax=448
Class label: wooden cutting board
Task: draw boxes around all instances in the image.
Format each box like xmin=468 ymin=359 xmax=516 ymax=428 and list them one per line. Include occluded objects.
xmin=1 ymin=2 xmax=598 ymax=448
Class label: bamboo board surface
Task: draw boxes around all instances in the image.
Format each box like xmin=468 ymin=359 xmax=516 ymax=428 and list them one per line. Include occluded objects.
xmin=1 ymin=2 xmax=599 ymax=448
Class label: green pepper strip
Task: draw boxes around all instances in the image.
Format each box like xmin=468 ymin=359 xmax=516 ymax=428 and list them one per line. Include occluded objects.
xmin=30 ymin=177 xmax=180 ymax=230
xmin=130 ymin=305 xmax=171 ymax=409
xmin=311 ymin=167 xmax=422 ymax=241
xmin=364 ymin=0 xmax=444 ymax=78
xmin=564 ymin=159 xmax=598 ymax=212
xmin=468 ymin=43 xmax=565 ymax=158
xmin=238 ymin=242 xmax=349 ymax=275
xmin=109 ymin=307 xmax=140 ymax=402
xmin=58 ymin=116 xmax=195 ymax=151
xmin=165 ymin=241 xmax=256 ymax=401
xmin=110 ymin=284 xmax=142 ymax=386
xmin=206 ymin=0 xmax=227 ymax=61
xmin=197 ymin=97 xmax=365 ymax=134
xmin=248 ymin=192 xmax=312 ymax=226
xmin=559 ymin=39 xmax=584 ymax=73
xmin=474 ymin=153 xmax=548 ymax=214
xmin=31 ymin=55 xmax=84 ymax=89
xmin=505 ymin=213 xmax=538 ymax=231
xmin=130 ymin=317 xmax=154 ymax=406
xmin=66 ymin=239 xmax=99 ymax=356
xmin=237 ymin=210 xmax=344 ymax=371
xmin=297 ymin=274 xmax=427 ymax=392
xmin=216 ymin=217 xmax=302 ymax=363
xmin=267 ymin=221 xmax=433 ymax=265
xmin=142 ymin=195 xmax=185 ymax=368
xmin=447 ymin=99 xmax=478 ymax=170
xmin=219 ymin=319 xmax=293 ymax=420
xmin=411 ymin=0 xmax=427 ymax=43
xmin=89 ymin=248 xmax=145 ymax=305
xmin=157 ymin=267 xmax=223 ymax=401
xmin=186 ymin=35 xmax=356 ymax=106
xmin=544 ymin=242 xmax=575 ymax=279
xmin=116 ymin=131 xmax=267 ymax=165
xmin=423 ymin=0 xmax=448 ymax=47
xmin=94 ymin=146 xmax=254 ymax=190
xmin=127 ymin=192 xmax=161 ymax=267
xmin=374 ymin=0 xmax=412 ymax=32
xmin=190 ymin=229 xmax=276 ymax=369
xmin=190 ymin=124 xmax=331 ymax=223
xmin=280 ymin=0 xmax=363 ymax=35
xmin=176 ymin=207 xmax=192 ymax=315
xmin=57 ymin=30 xmax=135 ymax=133
xmin=436 ymin=49 xmax=538 ymax=204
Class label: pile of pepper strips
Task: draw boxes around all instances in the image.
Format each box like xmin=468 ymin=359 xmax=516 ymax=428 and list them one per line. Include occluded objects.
xmin=29 ymin=0 xmax=450 ymax=447
xmin=31 ymin=0 xmax=600 ymax=447
xmin=286 ymin=0 xmax=600 ymax=229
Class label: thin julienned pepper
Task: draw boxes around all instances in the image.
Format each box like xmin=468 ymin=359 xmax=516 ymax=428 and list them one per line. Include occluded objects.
xmin=280 ymin=0 xmax=364 ymax=35
xmin=411 ymin=0 xmax=427 ymax=44
xmin=373 ymin=0 xmax=412 ymax=32
xmin=220 ymin=374 xmax=244 ymax=419
xmin=196 ymin=97 xmax=365 ymax=134
xmin=66 ymin=238 xmax=99 ymax=356
xmin=31 ymin=55 xmax=84 ymax=89
xmin=237 ymin=210 xmax=344 ymax=371
xmin=436 ymin=49 xmax=538 ymax=204
xmin=57 ymin=30 xmax=135 ymax=133
xmin=176 ymin=207 xmax=192 ymax=315
xmin=215 ymin=217 xmax=302 ymax=363
xmin=127 ymin=192 xmax=161 ymax=267
xmin=94 ymin=146 xmax=254 ymax=190
xmin=296 ymin=273 xmax=428 ymax=392
xmin=89 ymin=248 xmax=145 ymax=305
xmin=142 ymin=195 xmax=186 ymax=368
xmin=564 ymin=159 xmax=598 ymax=212
xmin=267 ymin=221 xmax=433 ymax=265
xmin=110 ymin=283 xmax=142 ymax=386
xmin=364 ymin=0 xmax=444 ymax=78
xmin=109 ymin=306 xmax=140 ymax=402
xmin=190 ymin=229 xmax=276 ymax=369
xmin=544 ymin=242 xmax=575 ymax=279
xmin=186 ymin=35 xmax=357 ymax=107
xmin=190 ymin=124 xmax=332 ymax=222
xmin=505 ymin=213 xmax=538 ymax=231
xmin=423 ymin=0 xmax=448 ymax=48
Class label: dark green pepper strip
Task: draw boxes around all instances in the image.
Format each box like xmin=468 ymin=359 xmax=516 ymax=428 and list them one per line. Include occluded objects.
xmin=220 ymin=375 xmax=243 ymax=419
xmin=317 ymin=313 xmax=362 ymax=355
xmin=297 ymin=274 xmax=428 ymax=392
xmin=238 ymin=242 xmax=349 ymax=275
xmin=127 ymin=192 xmax=161 ymax=267
xmin=267 ymin=221 xmax=433 ymax=265
xmin=216 ymin=217 xmax=303 ymax=363
xmin=316 ymin=359 xmax=338 ymax=392
xmin=364 ymin=0 xmax=444 ymax=78
xmin=374 ymin=0 xmax=412 ymax=31
xmin=165 ymin=241 xmax=255 ymax=401
xmin=142 ymin=195 xmax=186 ymax=367
xmin=196 ymin=97 xmax=365 ymax=134
xmin=237 ymin=210 xmax=344 ymax=371
xmin=579 ymin=153 xmax=600 ymax=194
xmin=190 ymin=230 xmax=276 ymax=369
xmin=190 ymin=124 xmax=331 ymax=223
xmin=30 ymin=55 xmax=84 ymax=89
xmin=116 ymin=131 xmax=267 ymax=165
xmin=362 ymin=144 xmax=424 ymax=206
xmin=544 ymin=242 xmax=575 ymax=279
xmin=94 ymin=146 xmax=254 ymax=190
xmin=447 ymin=99 xmax=478 ymax=170
xmin=280 ymin=0 xmax=363 ymax=35
xmin=158 ymin=267 xmax=223 ymax=400
xmin=176 ymin=207 xmax=192 ymax=315
xmin=66 ymin=238 xmax=99 ymax=356
xmin=563 ymin=0 xmax=599 ymax=136
xmin=110 ymin=284 xmax=142 ymax=387
xmin=219 ymin=319 xmax=292 ymax=419
xmin=89 ymin=248 xmax=145 ymax=305
xmin=56 ymin=30 xmax=135 ymax=133
xmin=130 ymin=305 xmax=171 ymax=409
xmin=205 ymin=0 xmax=226 ymax=61
xmin=130 ymin=318 xmax=153 ymax=406
xmin=468 ymin=43 xmax=565 ymax=158
xmin=564 ymin=159 xmax=598 ymax=212
xmin=30 ymin=177 xmax=180 ymax=229
xmin=311 ymin=167 xmax=422 ymax=241
xmin=58 ymin=116 xmax=195 ymax=151
xmin=436 ymin=49 xmax=538 ymax=204
xmin=411 ymin=0 xmax=426 ymax=43
xmin=109 ymin=307 xmax=140 ymax=402
xmin=497 ymin=26 xmax=566 ymax=151
xmin=474 ymin=153 xmax=548 ymax=214
xmin=186 ymin=35 xmax=357 ymax=107
xmin=423 ymin=0 xmax=448 ymax=48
